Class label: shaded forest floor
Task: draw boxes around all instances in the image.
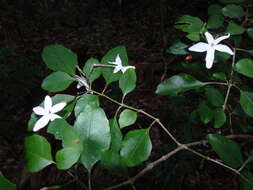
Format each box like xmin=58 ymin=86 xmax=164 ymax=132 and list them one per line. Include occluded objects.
xmin=0 ymin=0 xmax=247 ymax=189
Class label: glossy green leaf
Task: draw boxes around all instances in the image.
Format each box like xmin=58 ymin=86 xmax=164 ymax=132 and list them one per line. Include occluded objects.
xmin=240 ymin=169 xmax=253 ymax=190
xmin=222 ymin=5 xmax=245 ymax=18
xmin=205 ymin=87 xmax=224 ymax=107
xmin=27 ymin=113 xmax=37 ymax=131
xmin=226 ymin=21 xmax=245 ymax=35
xmin=207 ymin=14 xmax=224 ymax=29
xmin=240 ymin=91 xmax=253 ymax=117
xmin=100 ymin=150 xmax=126 ymax=173
xmin=244 ymin=50 xmax=253 ymax=56
xmin=197 ymin=101 xmax=213 ymax=124
xmin=119 ymin=69 xmax=136 ymax=97
xmin=51 ymin=94 xmax=75 ymax=104
xmin=206 ymin=134 xmax=243 ymax=168
xmin=109 ymin=118 xmax=123 ymax=152
xmin=120 ymin=128 xmax=152 ymax=167
xmin=74 ymin=107 xmax=111 ymax=171
xmin=56 ymin=147 xmax=81 ymax=170
xmin=208 ymin=4 xmax=222 ymax=15
xmin=235 ymin=59 xmax=253 ymax=78
xmin=42 ymin=71 xmax=74 ymax=92
xmin=175 ymin=15 xmax=204 ymax=33
xmin=0 ymin=172 xmax=16 ymax=190
xmin=247 ymin=28 xmax=253 ymax=40
xmin=214 ymin=108 xmax=226 ymax=128
xmin=42 ymin=45 xmax=77 ymax=75
xmin=101 ymin=46 xmax=127 ymax=85
xmin=166 ymin=40 xmax=188 ymax=55
xmin=156 ymin=74 xmax=207 ymax=96
xmin=212 ymin=72 xmax=227 ymax=81
xmin=25 ymin=135 xmax=54 ymax=172
xmin=119 ymin=109 xmax=137 ymax=129
xmin=74 ymin=94 xmax=100 ymax=117
xmin=83 ymin=58 xmax=101 ymax=83
xmin=47 ymin=119 xmax=82 ymax=150
xmin=186 ymin=32 xmax=200 ymax=41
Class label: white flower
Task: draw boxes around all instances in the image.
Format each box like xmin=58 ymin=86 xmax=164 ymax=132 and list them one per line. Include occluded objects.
xmin=109 ymin=54 xmax=135 ymax=73
xmin=188 ymin=31 xmax=234 ymax=69
xmin=32 ymin=95 xmax=66 ymax=132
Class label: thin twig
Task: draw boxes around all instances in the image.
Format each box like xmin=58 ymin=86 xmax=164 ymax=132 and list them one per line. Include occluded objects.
xmin=223 ymin=48 xmax=236 ymax=111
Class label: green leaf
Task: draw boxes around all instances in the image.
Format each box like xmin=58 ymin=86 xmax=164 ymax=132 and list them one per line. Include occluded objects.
xmin=240 ymin=169 xmax=253 ymax=190
xmin=244 ymin=50 xmax=253 ymax=56
xmin=74 ymin=107 xmax=111 ymax=171
xmin=100 ymin=150 xmax=126 ymax=173
xmin=214 ymin=108 xmax=226 ymax=128
xmin=205 ymin=87 xmax=224 ymax=107
xmin=56 ymin=147 xmax=81 ymax=170
xmin=207 ymin=14 xmax=224 ymax=29
xmin=208 ymin=4 xmax=222 ymax=15
xmin=166 ymin=40 xmax=188 ymax=55
xmin=83 ymin=58 xmax=101 ymax=83
xmin=206 ymin=134 xmax=243 ymax=168
xmin=119 ymin=109 xmax=137 ymax=129
xmin=235 ymin=59 xmax=253 ymax=78
xmin=240 ymin=91 xmax=253 ymax=117
xmin=51 ymin=94 xmax=75 ymax=104
xmin=175 ymin=15 xmax=204 ymax=33
xmin=74 ymin=94 xmax=100 ymax=117
xmin=47 ymin=119 xmax=82 ymax=150
xmin=247 ymin=28 xmax=253 ymax=40
xmin=156 ymin=74 xmax=207 ymax=96
xmin=42 ymin=71 xmax=74 ymax=92
xmin=109 ymin=118 xmax=123 ymax=152
xmin=25 ymin=135 xmax=54 ymax=172
xmin=0 ymin=172 xmax=16 ymax=190
xmin=226 ymin=21 xmax=245 ymax=35
xmin=212 ymin=72 xmax=227 ymax=81
xmin=101 ymin=46 xmax=127 ymax=85
xmin=42 ymin=45 xmax=77 ymax=75
xmin=120 ymin=128 xmax=152 ymax=167
xmin=186 ymin=32 xmax=200 ymax=41
xmin=27 ymin=113 xmax=37 ymax=131
xmin=197 ymin=101 xmax=213 ymax=124
xmin=119 ymin=69 xmax=136 ymax=97
xmin=222 ymin=5 xmax=245 ymax=18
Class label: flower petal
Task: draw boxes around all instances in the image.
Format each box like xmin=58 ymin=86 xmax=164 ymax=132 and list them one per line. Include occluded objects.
xmin=33 ymin=106 xmax=47 ymax=115
xmin=188 ymin=42 xmax=209 ymax=52
xmin=205 ymin=48 xmax=215 ymax=69
xmin=122 ymin=66 xmax=135 ymax=73
xmin=214 ymin=33 xmax=230 ymax=45
xmin=33 ymin=115 xmax=50 ymax=132
xmin=49 ymin=114 xmax=61 ymax=121
xmin=115 ymin=54 xmax=122 ymax=66
xmin=113 ymin=66 xmax=122 ymax=73
xmin=44 ymin=95 xmax=52 ymax=112
xmin=51 ymin=102 xmax=67 ymax=113
xmin=215 ymin=44 xmax=234 ymax=55
xmin=205 ymin=32 xmax=214 ymax=44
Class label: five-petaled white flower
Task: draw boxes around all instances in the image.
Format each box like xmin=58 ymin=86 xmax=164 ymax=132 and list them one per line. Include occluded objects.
xmin=109 ymin=54 xmax=135 ymax=73
xmin=188 ymin=31 xmax=234 ymax=69
xmin=32 ymin=95 xmax=66 ymax=132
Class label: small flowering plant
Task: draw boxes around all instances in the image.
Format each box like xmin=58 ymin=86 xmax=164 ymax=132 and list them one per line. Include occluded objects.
xmin=24 ymin=1 xmax=253 ymax=189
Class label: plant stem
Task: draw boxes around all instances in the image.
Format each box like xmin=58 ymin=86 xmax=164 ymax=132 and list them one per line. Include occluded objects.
xmin=223 ymin=48 xmax=236 ymax=111
xmin=88 ymin=172 xmax=92 ymax=190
